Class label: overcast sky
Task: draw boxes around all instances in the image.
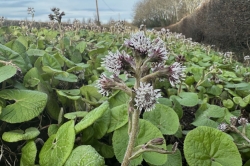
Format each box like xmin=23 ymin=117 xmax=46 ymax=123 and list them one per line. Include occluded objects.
xmin=0 ymin=0 xmax=139 ymax=23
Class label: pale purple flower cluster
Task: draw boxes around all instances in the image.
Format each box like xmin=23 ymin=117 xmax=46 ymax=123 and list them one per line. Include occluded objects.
xmin=148 ymin=37 xmax=168 ymax=62
xmin=97 ymin=31 xmax=186 ymax=112
xmin=218 ymin=123 xmax=228 ymax=131
xmin=96 ymin=74 xmax=114 ymax=96
xmin=151 ymin=62 xmax=165 ymax=73
xmin=166 ymin=62 xmax=186 ymax=86
xmin=124 ymin=31 xmax=151 ymax=54
xmin=134 ymin=82 xmax=161 ymax=112
xmin=238 ymin=118 xmax=248 ymax=125
xmin=101 ymin=50 xmax=134 ymax=75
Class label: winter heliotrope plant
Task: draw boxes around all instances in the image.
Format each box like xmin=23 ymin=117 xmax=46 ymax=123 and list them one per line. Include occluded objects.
xmin=97 ymin=31 xmax=186 ymax=165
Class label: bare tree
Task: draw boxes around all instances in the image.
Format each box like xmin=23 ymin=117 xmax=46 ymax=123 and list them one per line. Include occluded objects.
xmin=132 ymin=0 xmax=205 ymax=28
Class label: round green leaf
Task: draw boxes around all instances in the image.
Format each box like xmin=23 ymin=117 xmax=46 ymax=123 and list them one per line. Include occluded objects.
xmin=76 ymin=41 xmax=87 ymax=53
xmin=223 ymin=99 xmax=234 ymax=109
xmin=64 ymin=111 xmax=88 ymax=120
xmin=0 ymin=43 xmax=27 ymax=72
xmin=233 ymin=97 xmax=248 ymax=107
xmin=158 ymin=97 xmax=172 ymax=107
xmin=171 ymin=92 xmax=198 ymax=107
xmin=54 ymin=73 xmax=78 ymax=82
xmin=38 ymin=83 xmax=60 ymax=120
xmin=108 ymin=91 xmax=130 ymax=108
xmin=92 ymin=107 xmax=110 ymax=139
xmin=0 ymin=65 xmax=17 ymax=83
xmin=206 ymin=85 xmax=223 ymax=96
xmin=93 ymin=141 xmax=114 ymax=158
xmin=39 ymin=120 xmax=75 ymax=166
xmin=56 ymin=89 xmax=81 ymax=100
xmin=162 ymin=144 xmax=182 ymax=166
xmin=143 ymin=104 xmax=179 ymax=135
xmin=42 ymin=66 xmax=66 ymax=75
xmin=42 ymin=53 xmax=61 ymax=70
xmin=48 ymin=124 xmax=59 ymax=136
xmin=16 ymin=36 xmax=28 ymax=49
xmin=26 ymin=49 xmax=46 ymax=56
xmin=2 ymin=127 xmax=40 ymax=142
xmin=64 ymin=145 xmax=105 ymax=166
xmin=80 ymin=85 xmax=103 ymax=102
xmin=12 ymin=40 xmax=26 ymax=54
xmin=23 ymin=67 xmax=42 ymax=87
xmin=192 ymin=105 xmax=225 ymax=128
xmin=75 ymin=101 xmax=109 ymax=134
xmin=0 ymin=90 xmax=47 ymax=123
xmin=113 ymin=119 xmax=167 ymax=166
xmin=20 ymin=140 xmax=37 ymax=166
xmin=107 ymin=104 xmax=128 ymax=133
xmin=184 ymin=126 xmax=242 ymax=166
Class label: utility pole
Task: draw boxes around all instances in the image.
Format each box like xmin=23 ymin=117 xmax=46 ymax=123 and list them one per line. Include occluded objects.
xmin=96 ymin=0 xmax=100 ymax=25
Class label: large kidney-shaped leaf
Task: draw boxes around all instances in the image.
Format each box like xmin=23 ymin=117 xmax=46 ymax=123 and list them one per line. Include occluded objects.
xmin=192 ymin=105 xmax=226 ymax=128
xmin=26 ymin=49 xmax=46 ymax=57
xmin=0 ymin=90 xmax=47 ymax=123
xmin=0 ymin=43 xmax=27 ymax=72
xmin=54 ymin=73 xmax=78 ymax=82
xmin=163 ymin=144 xmax=182 ymax=166
xmin=107 ymin=104 xmax=128 ymax=133
xmin=75 ymin=101 xmax=109 ymax=134
xmin=42 ymin=53 xmax=61 ymax=70
xmin=39 ymin=120 xmax=75 ymax=166
xmin=20 ymin=140 xmax=37 ymax=166
xmin=0 ymin=65 xmax=17 ymax=83
xmin=64 ymin=145 xmax=105 ymax=166
xmin=56 ymin=89 xmax=81 ymax=100
xmin=113 ymin=119 xmax=167 ymax=166
xmin=76 ymin=41 xmax=87 ymax=53
xmin=170 ymin=92 xmax=198 ymax=107
xmin=184 ymin=126 xmax=242 ymax=166
xmin=23 ymin=67 xmax=43 ymax=87
xmin=92 ymin=107 xmax=110 ymax=139
xmin=2 ymin=127 xmax=40 ymax=142
xmin=143 ymin=104 xmax=179 ymax=135
xmin=108 ymin=90 xmax=130 ymax=108
xmin=64 ymin=111 xmax=88 ymax=120
xmin=80 ymin=85 xmax=103 ymax=103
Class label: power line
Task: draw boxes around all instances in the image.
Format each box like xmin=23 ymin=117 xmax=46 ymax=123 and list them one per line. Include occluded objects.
xmin=101 ymin=0 xmax=116 ymax=13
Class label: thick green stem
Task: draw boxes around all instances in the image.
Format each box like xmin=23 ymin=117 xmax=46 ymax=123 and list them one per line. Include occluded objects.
xmin=231 ymin=125 xmax=250 ymax=143
xmin=122 ymin=52 xmax=141 ymax=166
xmin=121 ymin=109 xmax=140 ymax=166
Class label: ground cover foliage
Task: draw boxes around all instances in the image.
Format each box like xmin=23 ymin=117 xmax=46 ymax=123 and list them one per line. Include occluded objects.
xmin=0 ymin=24 xmax=250 ymax=166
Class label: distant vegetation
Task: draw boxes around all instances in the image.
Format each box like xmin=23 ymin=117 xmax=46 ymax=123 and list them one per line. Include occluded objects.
xmin=132 ymin=0 xmax=206 ymax=28
xmin=155 ymin=0 xmax=250 ymax=61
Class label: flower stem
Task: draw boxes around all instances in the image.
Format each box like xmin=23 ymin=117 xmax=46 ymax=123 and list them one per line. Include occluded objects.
xmin=231 ymin=125 xmax=250 ymax=143
xmin=121 ymin=109 xmax=140 ymax=166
